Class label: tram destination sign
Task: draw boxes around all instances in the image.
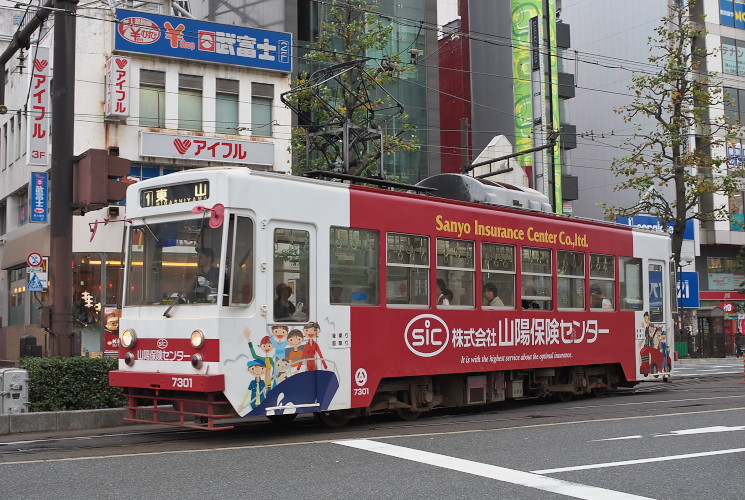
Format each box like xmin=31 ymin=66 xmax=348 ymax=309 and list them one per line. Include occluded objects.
xmin=140 ymin=181 xmax=209 ymax=207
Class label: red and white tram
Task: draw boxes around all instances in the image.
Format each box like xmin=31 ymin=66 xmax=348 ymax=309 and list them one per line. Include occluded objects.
xmin=110 ymin=168 xmax=674 ymax=429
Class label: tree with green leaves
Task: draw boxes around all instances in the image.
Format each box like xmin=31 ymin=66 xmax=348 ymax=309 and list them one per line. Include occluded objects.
xmin=605 ymin=1 xmax=743 ymax=271
xmin=282 ymin=0 xmax=419 ymax=177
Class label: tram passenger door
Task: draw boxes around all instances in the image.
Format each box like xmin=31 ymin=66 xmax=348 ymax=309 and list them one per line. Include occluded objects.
xmin=647 ymin=261 xmax=672 ymax=374
xmin=270 ymin=224 xmax=314 ymax=324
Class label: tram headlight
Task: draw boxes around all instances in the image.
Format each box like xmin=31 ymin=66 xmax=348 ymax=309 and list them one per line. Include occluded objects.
xmin=121 ymin=329 xmax=137 ymax=349
xmin=190 ymin=329 xmax=206 ymax=349
xmin=191 ymin=353 xmax=204 ymax=369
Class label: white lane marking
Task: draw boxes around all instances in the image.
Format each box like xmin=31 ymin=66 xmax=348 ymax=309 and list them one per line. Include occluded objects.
xmin=593 ymin=425 xmax=745 ymax=442
xmin=569 ymin=394 xmax=745 ymax=410
xmin=532 ymin=447 xmax=745 ymax=474
xmin=655 ymin=425 xmax=745 ymax=437
xmin=593 ymin=436 xmax=643 ymax=442
xmin=335 ymin=439 xmax=652 ymax=500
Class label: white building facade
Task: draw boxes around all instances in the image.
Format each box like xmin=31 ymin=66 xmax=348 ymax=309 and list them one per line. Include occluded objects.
xmin=0 ymin=2 xmax=292 ymax=358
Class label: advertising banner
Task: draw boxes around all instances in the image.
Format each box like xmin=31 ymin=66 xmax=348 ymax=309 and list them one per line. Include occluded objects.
xmin=114 ymin=9 xmax=292 ymax=72
xmin=27 ymin=46 xmax=50 ymax=166
xmin=105 ymin=56 xmax=131 ymax=119
xmin=30 ymin=171 xmax=48 ymax=223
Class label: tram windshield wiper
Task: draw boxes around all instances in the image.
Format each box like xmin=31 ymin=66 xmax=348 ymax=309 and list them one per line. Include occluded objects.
xmin=163 ymin=292 xmax=183 ymax=318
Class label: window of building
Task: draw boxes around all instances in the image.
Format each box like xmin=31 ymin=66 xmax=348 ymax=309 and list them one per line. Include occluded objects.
xmin=387 ymin=233 xmax=429 ymax=306
xmin=722 ymin=37 xmax=745 ymax=76
xmin=724 ymin=87 xmax=745 ymax=126
xmin=435 ymin=238 xmax=474 ymax=307
xmin=2 ymin=122 xmax=7 ymax=171
xmin=179 ymin=74 xmax=203 ymax=131
xmin=557 ymin=250 xmax=585 ymax=310
xmin=620 ymin=257 xmax=643 ymax=310
xmin=707 ymin=256 xmax=744 ymax=290
xmin=251 ymin=83 xmax=273 ymax=137
xmin=521 ymin=247 xmax=552 ymax=310
xmin=481 ymin=243 xmax=515 ymax=309
xmin=329 ymin=227 xmax=379 ymax=305
xmin=7 ymin=116 xmax=14 ymax=166
xmin=0 ymin=203 xmax=6 ymax=235
xmin=15 ymin=110 xmax=22 ymax=160
xmin=273 ymin=228 xmax=310 ymax=321
xmin=17 ymin=189 xmax=28 ymax=226
xmin=227 ymin=216 xmax=254 ymax=305
xmin=590 ymin=253 xmax=615 ymax=310
xmin=216 ymin=78 xmax=239 ymax=134
xmin=139 ymin=70 xmax=166 ymax=128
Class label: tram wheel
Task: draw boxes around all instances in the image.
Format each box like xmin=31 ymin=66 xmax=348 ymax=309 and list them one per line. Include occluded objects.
xmin=315 ymin=410 xmax=351 ymax=428
xmin=554 ymin=392 xmax=573 ymax=402
xmin=591 ymin=387 xmax=608 ymax=398
xmin=394 ymin=407 xmax=422 ymax=421
xmin=267 ymin=413 xmax=298 ymax=425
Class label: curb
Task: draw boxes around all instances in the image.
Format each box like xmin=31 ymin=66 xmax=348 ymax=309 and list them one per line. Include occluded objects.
xmin=0 ymin=407 xmax=179 ymax=435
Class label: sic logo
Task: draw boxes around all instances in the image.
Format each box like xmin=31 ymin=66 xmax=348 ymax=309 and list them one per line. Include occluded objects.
xmin=404 ymin=314 xmax=449 ymax=357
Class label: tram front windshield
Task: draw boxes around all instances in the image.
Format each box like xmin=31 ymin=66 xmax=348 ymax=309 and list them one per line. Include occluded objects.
xmin=125 ymin=219 xmax=223 ymax=306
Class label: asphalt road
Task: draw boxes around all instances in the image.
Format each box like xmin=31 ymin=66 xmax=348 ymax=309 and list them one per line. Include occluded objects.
xmin=0 ymin=371 xmax=743 ymax=499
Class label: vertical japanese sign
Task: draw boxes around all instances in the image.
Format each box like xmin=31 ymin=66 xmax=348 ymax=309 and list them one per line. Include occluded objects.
xmin=30 ymin=171 xmax=48 ymax=223
xmin=27 ymin=46 xmax=50 ymax=166
xmin=511 ymin=0 xmax=562 ymax=212
xmin=105 ymin=56 xmax=131 ymax=119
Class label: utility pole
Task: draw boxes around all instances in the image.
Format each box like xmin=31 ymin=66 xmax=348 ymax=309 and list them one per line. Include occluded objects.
xmin=49 ymin=0 xmax=78 ymax=356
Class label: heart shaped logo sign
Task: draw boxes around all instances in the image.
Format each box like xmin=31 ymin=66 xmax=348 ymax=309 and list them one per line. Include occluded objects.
xmin=173 ymin=139 xmax=192 ymax=155
xmin=116 ymin=58 xmax=128 ymax=69
xmin=34 ymin=59 xmax=48 ymax=72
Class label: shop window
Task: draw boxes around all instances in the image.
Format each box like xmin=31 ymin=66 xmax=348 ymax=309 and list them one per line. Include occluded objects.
xmin=216 ymin=78 xmax=239 ymax=134
xmin=386 ymin=233 xmax=429 ymax=306
xmin=557 ymin=250 xmax=585 ymax=310
xmin=139 ymin=70 xmax=165 ymax=128
xmin=590 ymin=253 xmax=615 ymax=310
xmin=482 ymin=243 xmax=515 ymax=309
xmin=521 ymin=247 xmax=552 ymax=310
xmin=436 ymin=238 xmax=474 ymax=307
xmin=251 ymin=83 xmax=273 ymax=137
xmin=179 ymin=74 xmax=203 ymax=131
xmin=9 ymin=268 xmax=25 ymax=326
xmin=329 ymin=227 xmax=379 ymax=305
xmin=273 ymin=228 xmax=310 ymax=321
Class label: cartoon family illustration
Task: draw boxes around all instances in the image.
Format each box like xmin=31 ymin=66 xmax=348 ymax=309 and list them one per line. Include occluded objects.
xmin=237 ymin=322 xmax=332 ymax=414
xmin=638 ymin=311 xmax=671 ymax=375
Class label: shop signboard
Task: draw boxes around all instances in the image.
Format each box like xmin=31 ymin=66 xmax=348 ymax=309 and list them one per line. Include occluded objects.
xmin=114 ymin=9 xmax=292 ymax=73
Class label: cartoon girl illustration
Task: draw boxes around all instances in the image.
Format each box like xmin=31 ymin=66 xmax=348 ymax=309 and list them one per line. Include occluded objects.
xmin=302 ymin=322 xmax=328 ymax=371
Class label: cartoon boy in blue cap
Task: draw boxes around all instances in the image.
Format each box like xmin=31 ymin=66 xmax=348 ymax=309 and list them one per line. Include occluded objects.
xmin=238 ymin=358 xmax=267 ymax=413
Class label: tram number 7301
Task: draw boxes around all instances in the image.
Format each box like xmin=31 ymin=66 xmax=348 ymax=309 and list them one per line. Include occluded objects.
xmin=172 ymin=377 xmax=194 ymax=389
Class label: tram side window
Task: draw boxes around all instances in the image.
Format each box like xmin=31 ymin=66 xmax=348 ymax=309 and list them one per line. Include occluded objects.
xmin=273 ymin=229 xmax=310 ymax=322
xmin=228 ymin=216 xmax=254 ymax=306
xmin=620 ymin=257 xmax=643 ymax=310
xmin=481 ymin=243 xmax=515 ymax=309
xmin=329 ymin=227 xmax=379 ymax=305
xmin=590 ymin=253 xmax=615 ymax=310
xmin=387 ymin=233 xmax=429 ymax=306
xmin=648 ymin=263 xmax=665 ymax=322
xmin=557 ymin=250 xmax=585 ymax=310
xmin=436 ymin=238 xmax=475 ymax=307
xmin=521 ymin=247 xmax=552 ymax=310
